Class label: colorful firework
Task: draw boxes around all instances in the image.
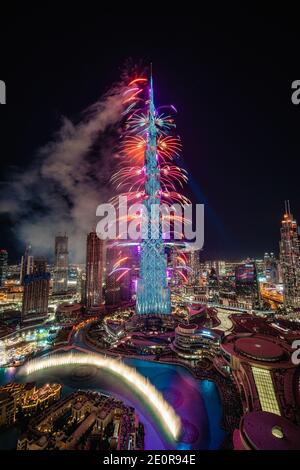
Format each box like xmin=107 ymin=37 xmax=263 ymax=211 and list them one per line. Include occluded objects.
xmin=108 ymin=75 xmax=190 ymax=284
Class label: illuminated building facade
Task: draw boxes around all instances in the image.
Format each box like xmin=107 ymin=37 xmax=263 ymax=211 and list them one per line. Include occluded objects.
xmin=105 ymin=246 xmax=120 ymax=306
xmin=77 ymin=269 xmax=86 ymax=304
xmin=173 ymin=323 xmax=222 ymax=360
xmin=0 ymin=391 xmax=15 ymax=426
xmin=56 ymin=303 xmax=82 ymax=324
xmin=0 ymin=382 xmax=61 ymax=426
xmin=169 ymin=245 xmax=182 ymax=287
xmin=17 ymin=390 xmax=142 ymax=451
xmin=225 ymin=261 xmax=240 ymax=277
xmin=136 ymin=77 xmax=171 ymax=315
xmin=20 ymin=245 xmax=33 ymax=285
xmin=0 ymin=249 xmax=8 ymax=288
xmin=189 ymin=249 xmax=201 ymax=283
xmin=22 ymin=258 xmax=50 ymax=323
xmin=279 ymin=201 xmax=300 ymax=308
xmin=53 ymin=235 xmax=68 ymax=295
xmin=263 ymin=252 xmax=279 ymax=284
xmin=119 ymin=246 xmax=133 ymax=302
xmin=85 ymin=232 xmax=104 ymax=309
xmin=235 ymin=262 xmax=260 ymax=307
xmin=20 ymin=383 xmax=61 ymax=416
xmin=205 ymin=260 xmax=226 ymax=277
xmin=181 ymin=248 xmax=201 ymax=285
xmin=207 ymin=267 xmax=219 ymax=302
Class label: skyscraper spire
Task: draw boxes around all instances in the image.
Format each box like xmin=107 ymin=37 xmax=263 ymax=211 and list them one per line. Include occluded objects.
xmin=149 ymin=69 xmax=155 ymax=125
xmin=285 ymin=200 xmax=291 ymax=216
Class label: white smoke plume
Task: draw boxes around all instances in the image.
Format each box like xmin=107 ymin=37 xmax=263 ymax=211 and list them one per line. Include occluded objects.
xmin=0 ymin=81 xmax=127 ymax=262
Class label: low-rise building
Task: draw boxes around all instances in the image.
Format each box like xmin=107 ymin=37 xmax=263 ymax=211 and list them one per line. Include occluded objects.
xmin=0 ymin=391 xmax=16 ymax=426
xmin=0 ymin=382 xmax=62 ymax=424
xmin=219 ymin=332 xmax=300 ymax=425
xmin=17 ymin=390 xmax=143 ymax=451
xmin=172 ymin=323 xmax=223 ymax=360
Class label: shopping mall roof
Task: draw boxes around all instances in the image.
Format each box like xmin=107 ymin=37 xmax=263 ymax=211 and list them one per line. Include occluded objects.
xmin=241 ymin=411 xmax=300 ymax=450
xmin=234 ymin=337 xmax=285 ymax=362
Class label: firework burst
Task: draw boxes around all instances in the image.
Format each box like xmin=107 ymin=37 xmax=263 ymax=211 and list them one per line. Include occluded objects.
xmin=108 ymin=75 xmax=190 ymax=284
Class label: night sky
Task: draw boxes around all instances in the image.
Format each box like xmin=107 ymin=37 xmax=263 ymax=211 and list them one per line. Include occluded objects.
xmin=1 ymin=12 xmax=300 ymax=262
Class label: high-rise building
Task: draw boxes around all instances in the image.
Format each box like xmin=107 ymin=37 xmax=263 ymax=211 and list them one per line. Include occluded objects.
xmin=279 ymin=201 xmax=300 ymax=309
xmin=183 ymin=248 xmax=201 ymax=285
xmin=254 ymin=258 xmax=265 ymax=276
xmin=0 ymin=249 xmax=8 ymax=288
xmin=207 ymin=267 xmax=219 ymax=302
xmin=20 ymin=245 xmax=33 ymax=285
xmin=53 ymin=235 xmax=68 ymax=295
xmin=105 ymin=246 xmax=120 ymax=306
xmin=85 ymin=232 xmax=104 ymax=309
xmin=263 ymin=252 xmax=279 ymax=284
xmin=235 ymin=262 xmax=260 ymax=307
xmin=136 ymin=77 xmax=171 ymax=315
xmin=216 ymin=260 xmax=226 ymax=277
xmin=34 ymin=257 xmax=48 ymax=274
xmin=22 ymin=257 xmax=50 ymax=323
xmin=168 ymin=245 xmax=182 ymax=287
xmin=77 ymin=269 xmax=86 ymax=304
xmin=118 ymin=245 xmax=132 ymax=302
xmin=204 ymin=260 xmax=226 ymax=278
xmin=225 ymin=261 xmax=240 ymax=277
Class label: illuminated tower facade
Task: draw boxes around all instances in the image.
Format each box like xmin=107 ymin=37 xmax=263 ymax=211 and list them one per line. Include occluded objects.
xmin=136 ymin=77 xmax=171 ymax=315
xmin=279 ymin=201 xmax=300 ymax=309
xmin=53 ymin=235 xmax=68 ymax=295
xmin=85 ymin=231 xmax=105 ymax=309
xmin=22 ymin=257 xmax=50 ymax=323
xmin=105 ymin=246 xmax=121 ymax=306
xmin=20 ymin=244 xmax=33 ymax=285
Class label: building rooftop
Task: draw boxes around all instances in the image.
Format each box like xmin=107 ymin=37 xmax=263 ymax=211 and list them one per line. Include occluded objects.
xmin=241 ymin=411 xmax=300 ymax=450
xmin=235 ymin=337 xmax=285 ymax=362
xmin=221 ymin=333 xmax=292 ymax=368
xmin=177 ymin=323 xmax=198 ymax=332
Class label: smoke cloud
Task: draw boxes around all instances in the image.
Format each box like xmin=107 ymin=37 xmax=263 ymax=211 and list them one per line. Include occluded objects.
xmin=0 ymin=82 xmax=126 ymax=262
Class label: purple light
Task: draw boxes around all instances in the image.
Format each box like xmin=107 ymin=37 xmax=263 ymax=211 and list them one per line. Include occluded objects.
xmin=132 ymin=279 xmax=138 ymax=293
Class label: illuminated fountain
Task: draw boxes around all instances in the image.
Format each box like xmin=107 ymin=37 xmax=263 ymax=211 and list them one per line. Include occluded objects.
xmin=21 ymin=351 xmax=181 ymax=440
